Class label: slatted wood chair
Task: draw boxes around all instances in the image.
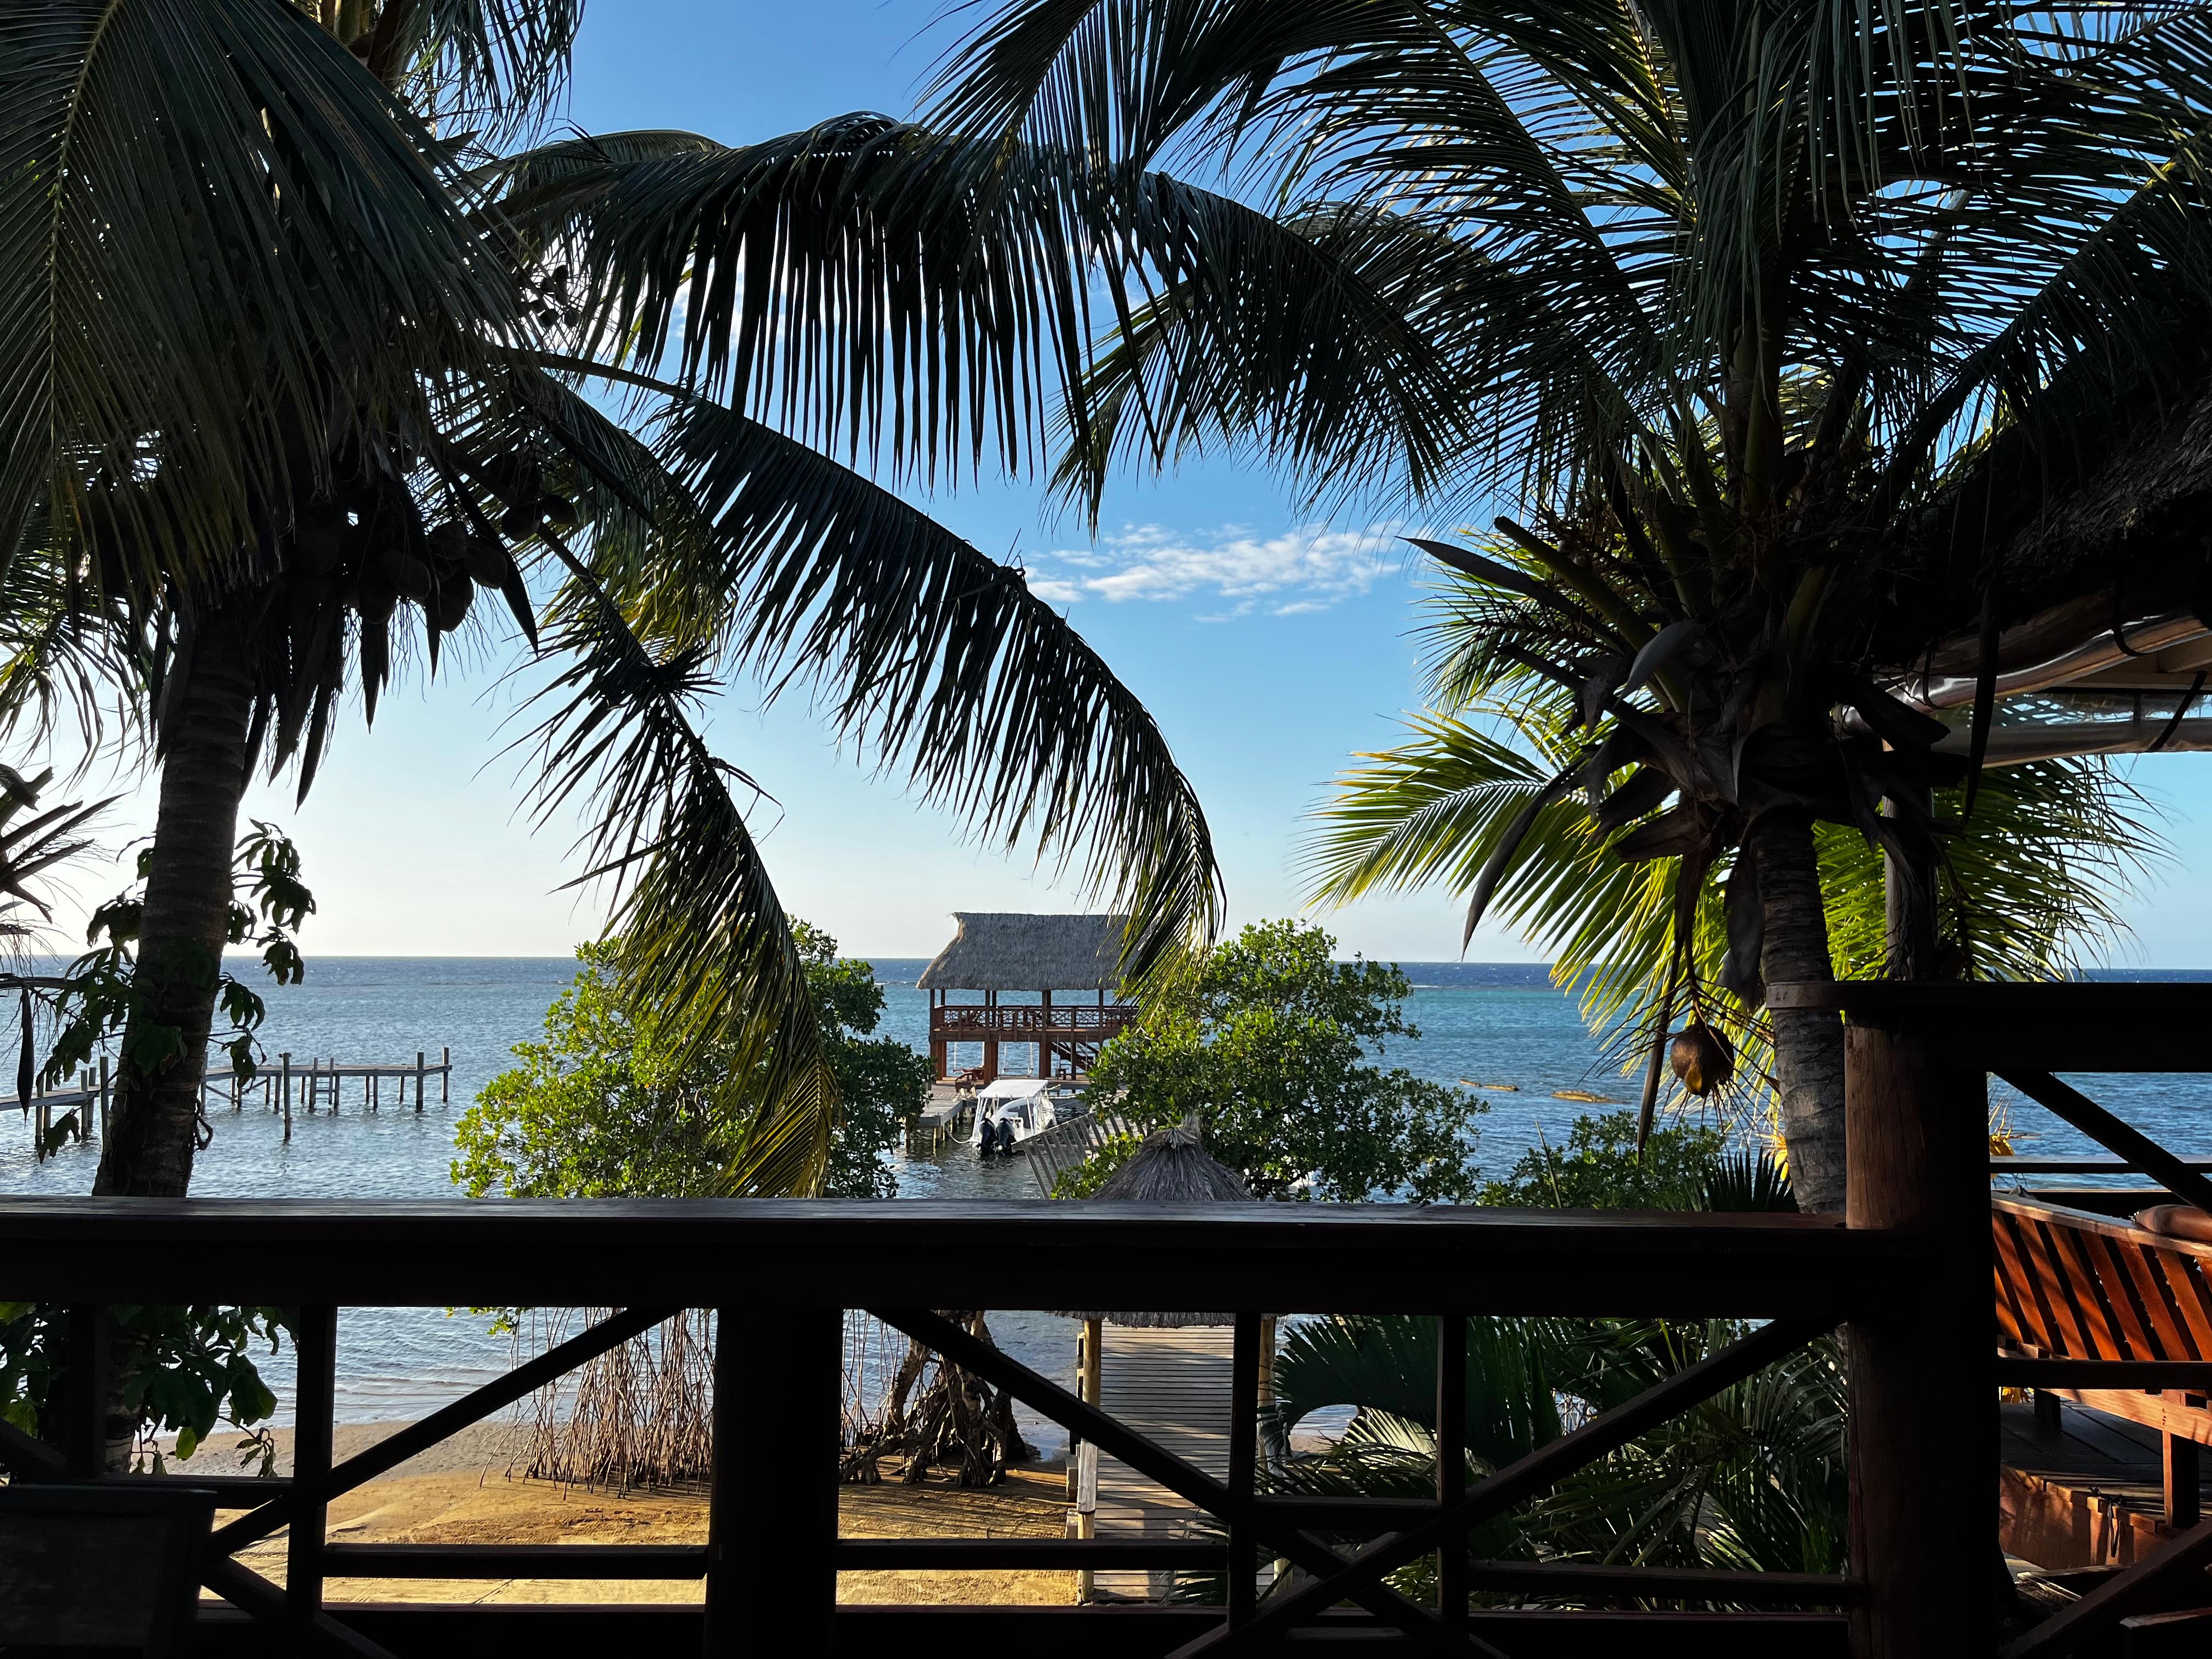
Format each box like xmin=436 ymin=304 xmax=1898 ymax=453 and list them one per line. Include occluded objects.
xmin=1993 ymin=1194 xmax=2212 ymax=1447
xmin=0 ymin=1485 xmax=216 ymax=1657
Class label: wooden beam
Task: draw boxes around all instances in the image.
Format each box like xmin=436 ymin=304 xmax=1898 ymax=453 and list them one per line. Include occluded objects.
xmin=321 ymin=1544 xmax=706 ymax=1578
xmin=183 ymin=1602 xmax=1853 ymax=1659
xmin=1996 ymin=1357 xmax=2212 ymax=1389
xmin=58 ymin=1305 xmax=106 ymax=1479
xmin=1460 ymin=1562 xmax=1863 ymax=1606
xmin=1998 ymin=1071 xmax=2212 ymax=1218
xmin=1844 ymin=1022 xmax=1992 ymax=1659
xmin=2170 ymin=1435 xmax=2202 ymax=1532
xmin=202 ymin=1556 xmax=397 ymax=1659
xmin=0 ymin=1411 xmax=67 ymax=1479
xmin=1999 ymin=1516 xmax=2212 ymax=1657
xmin=1768 ymin=982 xmax=2212 ymax=1071
xmin=705 ymin=1306 xmax=837 ymax=1656
xmin=836 ymin=1539 xmax=1224 ymax=1570
xmin=0 ymin=1201 xmax=1918 ymax=1319
xmin=289 ymin=1306 xmax=338 ymax=1623
xmin=1439 ymin=1313 xmax=1469 ymax=1635
xmin=1228 ymin=1311 xmax=1260 ymax=1628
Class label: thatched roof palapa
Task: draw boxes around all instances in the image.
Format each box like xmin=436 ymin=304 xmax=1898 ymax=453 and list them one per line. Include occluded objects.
xmin=1060 ymin=1122 xmax=1250 ymax=1329
xmin=1094 ymin=1123 xmax=1254 ymax=1203
xmin=918 ymin=912 xmax=1130 ymax=993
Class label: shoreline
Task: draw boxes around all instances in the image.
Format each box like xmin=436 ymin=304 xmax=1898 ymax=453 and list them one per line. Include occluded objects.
xmin=178 ymin=1420 xmax=1076 ymax=1607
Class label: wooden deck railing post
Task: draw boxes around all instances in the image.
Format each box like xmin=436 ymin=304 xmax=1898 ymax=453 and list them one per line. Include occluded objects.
xmin=705 ymin=1305 xmax=838 ymax=1655
xmin=59 ymin=1304 xmax=108 ymax=1478
xmin=1437 ymin=1311 xmax=1469 ymax=1635
xmin=1845 ymin=1015 xmax=1992 ymax=1657
xmin=289 ymin=1304 xmax=338 ymax=1625
xmin=1228 ymin=1311 xmax=1260 ymax=1626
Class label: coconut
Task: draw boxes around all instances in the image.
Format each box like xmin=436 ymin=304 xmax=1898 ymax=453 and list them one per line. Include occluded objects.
xmin=1668 ymin=1023 xmax=1736 ymax=1097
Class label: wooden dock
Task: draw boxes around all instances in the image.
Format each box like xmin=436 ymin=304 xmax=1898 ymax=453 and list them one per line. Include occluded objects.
xmin=216 ymin=1049 xmax=454 ymax=1142
xmin=14 ymin=1047 xmax=455 ymax=1155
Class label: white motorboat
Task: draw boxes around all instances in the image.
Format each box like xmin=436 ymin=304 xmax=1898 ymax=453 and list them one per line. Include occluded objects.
xmin=969 ymin=1076 xmax=1063 ymax=1154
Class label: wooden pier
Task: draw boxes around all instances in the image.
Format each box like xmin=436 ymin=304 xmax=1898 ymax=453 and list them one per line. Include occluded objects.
xmin=14 ymin=1048 xmax=455 ymax=1155
xmin=218 ymin=1050 xmax=454 ymax=1142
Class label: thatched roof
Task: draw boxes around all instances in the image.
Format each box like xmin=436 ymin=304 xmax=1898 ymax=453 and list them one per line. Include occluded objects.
xmin=1060 ymin=1122 xmax=1250 ymax=1328
xmin=1095 ymin=1122 xmax=1254 ymax=1202
xmin=917 ymin=912 xmax=1129 ymax=992
xmin=1883 ymin=382 xmax=2212 ymax=751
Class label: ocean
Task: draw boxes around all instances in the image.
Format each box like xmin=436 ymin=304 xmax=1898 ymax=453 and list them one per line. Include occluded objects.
xmin=4 ymin=955 xmax=2209 ymax=1449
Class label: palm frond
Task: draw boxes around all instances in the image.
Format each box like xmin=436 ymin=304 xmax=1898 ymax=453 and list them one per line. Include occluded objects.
xmin=518 ymin=555 xmax=837 ymax=1197
xmin=602 ymin=391 xmax=1223 ymax=981
xmin=0 ymin=0 xmax=517 ymax=592
xmin=349 ymin=0 xmax=584 ymax=144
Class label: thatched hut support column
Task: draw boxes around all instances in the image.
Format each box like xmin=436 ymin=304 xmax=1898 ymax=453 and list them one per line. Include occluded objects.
xmin=706 ymin=1305 xmax=839 ymax=1654
xmin=1845 ymin=1018 xmax=1990 ymax=1658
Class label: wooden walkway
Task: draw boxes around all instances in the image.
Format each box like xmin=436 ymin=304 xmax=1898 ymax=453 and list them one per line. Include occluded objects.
xmin=1081 ymin=1325 xmax=1238 ymax=1602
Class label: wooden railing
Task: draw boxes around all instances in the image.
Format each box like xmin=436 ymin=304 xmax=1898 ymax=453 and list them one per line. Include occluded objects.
xmin=11 ymin=981 xmax=2209 ymax=1656
xmin=930 ymin=1004 xmax=1137 ymax=1035
xmin=0 ymin=1198 xmax=1920 ymax=1658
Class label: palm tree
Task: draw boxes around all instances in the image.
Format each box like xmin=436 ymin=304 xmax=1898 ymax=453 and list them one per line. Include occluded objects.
xmin=0 ymin=2 xmax=1220 ymax=1197
xmin=737 ymin=0 xmax=2212 ymax=1209
xmin=1302 ymin=698 xmax=2169 ymax=1154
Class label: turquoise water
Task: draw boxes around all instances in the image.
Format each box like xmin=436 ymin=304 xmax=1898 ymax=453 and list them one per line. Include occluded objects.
xmin=4 ymin=956 xmax=2210 ymax=1436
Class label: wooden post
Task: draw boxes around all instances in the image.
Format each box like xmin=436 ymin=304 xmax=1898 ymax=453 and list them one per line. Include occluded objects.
xmin=60 ymin=1305 xmax=109 ymax=1478
xmin=1845 ymin=1017 xmax=1991 ymax=1658
xmin=289 ymin=1304 xmax=338 ymax=1627
xmin=1077 ymin=1317 xmax=1103 ymax=1603
xmin=97 ymin=1056 xmax=109 ymax=1140
xmin=2168 ymin=1434 xmax=2202 ymax=1531
xmin=415 ymin=1052 xmax=426 ymax=1114
xmin=442 ymin=1046 xmax=449 ymax=1103
xmin=280 ymin=1053 xmax=292 ymax=1142
xmin=705 ymin=1305 xmax=838 ymax=1656
xmin=1229 ymin=1311 xmax=1260 ymax=1625
xmin=1437 ymin=1311 xmax=1468 ymax=1634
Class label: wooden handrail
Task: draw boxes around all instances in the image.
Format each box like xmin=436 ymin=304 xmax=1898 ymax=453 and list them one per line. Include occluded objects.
xmin=0 ymin=1199 xmax=1917 ymax=1317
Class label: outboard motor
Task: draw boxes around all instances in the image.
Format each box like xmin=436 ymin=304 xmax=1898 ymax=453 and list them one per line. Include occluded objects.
xmin=995 ymin=1118 xmax=1017 ymax=1154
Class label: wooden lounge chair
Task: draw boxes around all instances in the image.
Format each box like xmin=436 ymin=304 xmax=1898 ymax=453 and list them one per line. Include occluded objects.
xmin=0 ymin=1485 xmax=216 ymax=1657
xmin=1993 ymin=1194 xmax=2212 ymax=1448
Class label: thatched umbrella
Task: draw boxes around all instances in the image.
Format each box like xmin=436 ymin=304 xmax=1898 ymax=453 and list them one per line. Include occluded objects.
xmin=1058 ymin=1121 xmax=1250 ymax=1329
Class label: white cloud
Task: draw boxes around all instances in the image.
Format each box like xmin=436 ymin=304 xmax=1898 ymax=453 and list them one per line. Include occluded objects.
xmin=1024 ymin=521 xmax=1404 ymax=616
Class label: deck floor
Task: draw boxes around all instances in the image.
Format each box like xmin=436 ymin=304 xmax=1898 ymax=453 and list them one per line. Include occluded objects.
xmin=2002 ymin=1396 xmax=2212 ymax=1571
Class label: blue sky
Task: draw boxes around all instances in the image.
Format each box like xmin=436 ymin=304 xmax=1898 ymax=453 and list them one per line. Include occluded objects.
xmin=32 ymin=2 xmax=2212 ymax=966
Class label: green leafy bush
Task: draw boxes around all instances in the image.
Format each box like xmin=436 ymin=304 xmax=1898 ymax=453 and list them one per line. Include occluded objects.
xmin=454 ymin=924 xmax=928 ymax=1199
xmin=1069 ymin=920 xmax=1484 ymax=1201
xmin=0 ymin=1302 xmax=289 ymax=1472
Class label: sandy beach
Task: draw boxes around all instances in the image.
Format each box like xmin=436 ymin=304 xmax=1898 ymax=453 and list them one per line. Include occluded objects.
xmin=183 ymin=1421 xmax=1076 ymax=1606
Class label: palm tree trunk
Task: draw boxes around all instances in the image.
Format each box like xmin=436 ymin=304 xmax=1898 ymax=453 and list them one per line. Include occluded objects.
xmin=1747 ymin=810 xmax=1846 ymax=1213
xmin=92 ymin=600 xmax=258 ymax=1197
